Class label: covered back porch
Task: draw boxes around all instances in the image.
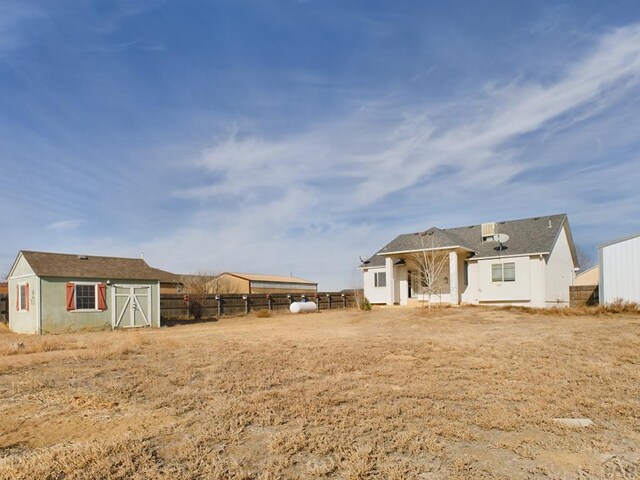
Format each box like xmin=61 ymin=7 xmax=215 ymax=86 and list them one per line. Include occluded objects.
xmin=380 ymin=247 xmax=471 ymax=306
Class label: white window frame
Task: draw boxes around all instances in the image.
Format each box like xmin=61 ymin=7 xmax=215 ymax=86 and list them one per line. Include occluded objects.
xmin=491 ymin=262 xmax=516 ymax=282
xmin=374 ymin=272 xmax=386 ymax=288
xmin=18 ymin=283 xmax=28 ymax=312
xmin=73 ymin=282 xmax=100 ymax=312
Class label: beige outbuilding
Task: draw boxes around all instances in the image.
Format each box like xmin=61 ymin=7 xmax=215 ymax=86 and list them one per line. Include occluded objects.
xmin=209 ymin=272 xmax=317 ymax=294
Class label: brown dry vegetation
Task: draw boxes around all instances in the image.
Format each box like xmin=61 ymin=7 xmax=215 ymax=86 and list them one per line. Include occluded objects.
xmin=0 ymin=306 xmax=639 ymax=479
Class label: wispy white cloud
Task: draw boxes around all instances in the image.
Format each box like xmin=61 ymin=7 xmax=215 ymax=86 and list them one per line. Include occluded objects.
xmin=177 ymin=23 xmax=640 ymax=206
xmin=46 ymin=219 xmax=83 ymax=232
xmin=81 ymin=39 xmax=166 ymax=54
xmin=158 ymin=23 xmax=640 ymax=287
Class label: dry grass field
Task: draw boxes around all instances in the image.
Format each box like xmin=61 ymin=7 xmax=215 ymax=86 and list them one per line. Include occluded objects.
xmin=0 ymin=306 xmax=639 ymax=479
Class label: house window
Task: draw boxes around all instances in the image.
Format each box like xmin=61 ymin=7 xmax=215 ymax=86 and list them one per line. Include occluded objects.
xmin=17 ymin=283 xmax=29 ymax=311
xmin=492 ymin=263 xmax=515 ymax=282
xmin=374 ymin=272 xmax=386 ymax=287
xmin=66 ymin=282 xmax=107 ymax=311
xmin=463 ymin=262 xmax=469 ymax=286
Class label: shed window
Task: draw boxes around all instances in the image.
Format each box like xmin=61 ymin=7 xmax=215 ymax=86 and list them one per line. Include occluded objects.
xmin=76 ymin=284 xmax=96 ymax=310
xmin=66 ymin=282 xmax=107 ymax=311
xmin=374 ymin=272 xmax=386 ymax=287
xmin=492 ymin=263 xmax=515 ymax=282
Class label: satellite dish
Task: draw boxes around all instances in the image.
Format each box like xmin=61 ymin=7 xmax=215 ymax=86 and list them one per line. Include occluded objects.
xmin=359 ymin=255 xmax=369 ymax=263
xmin=493 ymin=233 xmax=509 ymax=243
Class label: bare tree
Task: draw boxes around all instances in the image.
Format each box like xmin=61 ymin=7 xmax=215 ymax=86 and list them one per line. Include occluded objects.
xmin=350 ymin=269 xmax=368 ymax=310
xmin=406 ymin=231 xmax=450 ymax=309
xmin=179 ymin=272 xmax=238 ymax=295
xmin=179 ymin=272 xmax=236 ymax=319
xmin=575 ymin=245 xmax=594 ymax=270
xmin=207 ymin=275 xmax=238 ymax=295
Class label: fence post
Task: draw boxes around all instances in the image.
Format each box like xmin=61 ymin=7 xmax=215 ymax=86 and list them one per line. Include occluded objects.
xmin=243 ymin=295 xmax=249 ymax=314
xmin=216 ymin=295 xmax=222 ymax=316
xmin=327 ymin=294 xmax=332 ymax=309
xmin=266 ymin=294 xmax=272 ymax=311
xmin=342 ymin=293 xmax=347 ymax=308
xmin=287 ymin=294 xmax=293 ymax=305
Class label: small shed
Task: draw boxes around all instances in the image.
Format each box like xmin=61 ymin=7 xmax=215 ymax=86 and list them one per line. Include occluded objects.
xmin=211 ymin=272 xmax=318 ymax=294
xmin=598 ymin=233 xmax=640 ymax=305
xmin=7 ymin=251 xmax=162 ymax=334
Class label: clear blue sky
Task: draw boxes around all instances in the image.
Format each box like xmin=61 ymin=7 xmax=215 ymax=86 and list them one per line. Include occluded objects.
xmin=1 ymin=1 xmax=639 ymax=289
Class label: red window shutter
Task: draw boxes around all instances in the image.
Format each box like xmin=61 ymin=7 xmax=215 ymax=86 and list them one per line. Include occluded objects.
xmin=97 ymin=283 xmax=107 ymax=310
xmin=66 ymin=282 xmax=75 ymax=311
xmin=15 ymin=285 xmax=19 ymax=311
xmin=25 ymin=284 xmax=29 ymax=312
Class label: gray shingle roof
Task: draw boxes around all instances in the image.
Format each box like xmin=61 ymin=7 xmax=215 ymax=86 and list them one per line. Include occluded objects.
xmin=20 ymin=251 xmax=163 ymax=281
xmin=360 ymin=214 xmax=573 ymax=268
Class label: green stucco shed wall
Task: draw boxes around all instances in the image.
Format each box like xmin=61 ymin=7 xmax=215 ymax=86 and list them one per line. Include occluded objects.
xmin=40 ymin=277 xmax=160 ymax=334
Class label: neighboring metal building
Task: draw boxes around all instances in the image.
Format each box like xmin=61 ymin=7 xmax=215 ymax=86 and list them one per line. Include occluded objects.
xmin=211 ymin=272 xmax=318 ymax=294
xmin=7 ymin=251 xmax=162 ymax=334
xmin=598 ymin=233 xmax=640 ymax=305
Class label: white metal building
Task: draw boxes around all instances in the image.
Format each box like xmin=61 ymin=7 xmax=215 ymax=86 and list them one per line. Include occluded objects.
xmin=598 ymin=233 xmax=640 ymax=305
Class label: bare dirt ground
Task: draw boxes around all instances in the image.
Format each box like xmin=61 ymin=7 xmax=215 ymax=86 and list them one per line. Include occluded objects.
xmin=0 ymin=306 xmax=639 ymax=479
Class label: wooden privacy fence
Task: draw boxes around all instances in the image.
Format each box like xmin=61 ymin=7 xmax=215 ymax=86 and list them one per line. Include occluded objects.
xmin=570 ymin=285 xmax=599 ymax=307
xmin=161 ymin=292 xmax=357 ymax=320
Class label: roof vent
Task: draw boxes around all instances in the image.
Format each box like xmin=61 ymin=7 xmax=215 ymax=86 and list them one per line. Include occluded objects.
xmin=547 ymin=220 xmax=553 ymax=228
xmin=77 ymin=255 xmax=88 ymax=260
xmin=481 ymin=222 xmax=496 ymax=242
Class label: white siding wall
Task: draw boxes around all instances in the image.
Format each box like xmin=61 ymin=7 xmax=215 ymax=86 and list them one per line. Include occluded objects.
xmin=600 ymin=235 xmax=640 ymax=304
xmin=461 ymin=261 xmax=479 ymax=304
xmin=477 ymin=256 xmax=532 ymax=303
xmin=544 ymin=225 xmax=576 ymax=307
xmin=463 ymin=256 xmax=546 ymax=307
xmin=529 ymin=255 xmax=546 ymax=308
xmin=397 ymin=266 xmax=409 ymax=305
xmin=8 ymin=255 xmax=40 ymax=334
xmin=362 ymin=267 xmax=389 ymax=304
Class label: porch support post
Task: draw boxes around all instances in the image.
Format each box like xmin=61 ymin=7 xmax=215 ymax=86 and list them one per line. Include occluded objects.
xmin=385 ymin=257 xmax=396 ymax=305
xmin=449 ymin=251 xmax=459 ymax=305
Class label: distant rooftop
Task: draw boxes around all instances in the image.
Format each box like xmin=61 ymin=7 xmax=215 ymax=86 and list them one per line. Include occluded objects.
xmin=221 ymin=272 xmax=317 ymax=284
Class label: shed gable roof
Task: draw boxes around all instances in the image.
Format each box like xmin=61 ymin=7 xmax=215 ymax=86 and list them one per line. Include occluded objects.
xmin=361 ymin=214 xmax=573 ymax=268
xmin=18 ymin=251 xmax=163 ymax=281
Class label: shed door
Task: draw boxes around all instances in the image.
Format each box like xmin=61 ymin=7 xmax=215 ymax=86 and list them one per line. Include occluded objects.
xmin=112 ymin=285 xmax=152 ymax=328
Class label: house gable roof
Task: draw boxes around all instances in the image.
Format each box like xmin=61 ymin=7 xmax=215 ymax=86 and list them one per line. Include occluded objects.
xmin=16 ymin=251 xmax=163 ymax=281
xmin=361 ymin=214 xmax=573 ymax=268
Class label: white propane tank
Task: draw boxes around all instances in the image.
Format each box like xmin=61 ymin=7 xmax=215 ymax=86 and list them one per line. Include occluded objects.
xmin=289 ymin=301 xmax=317 ymax=314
